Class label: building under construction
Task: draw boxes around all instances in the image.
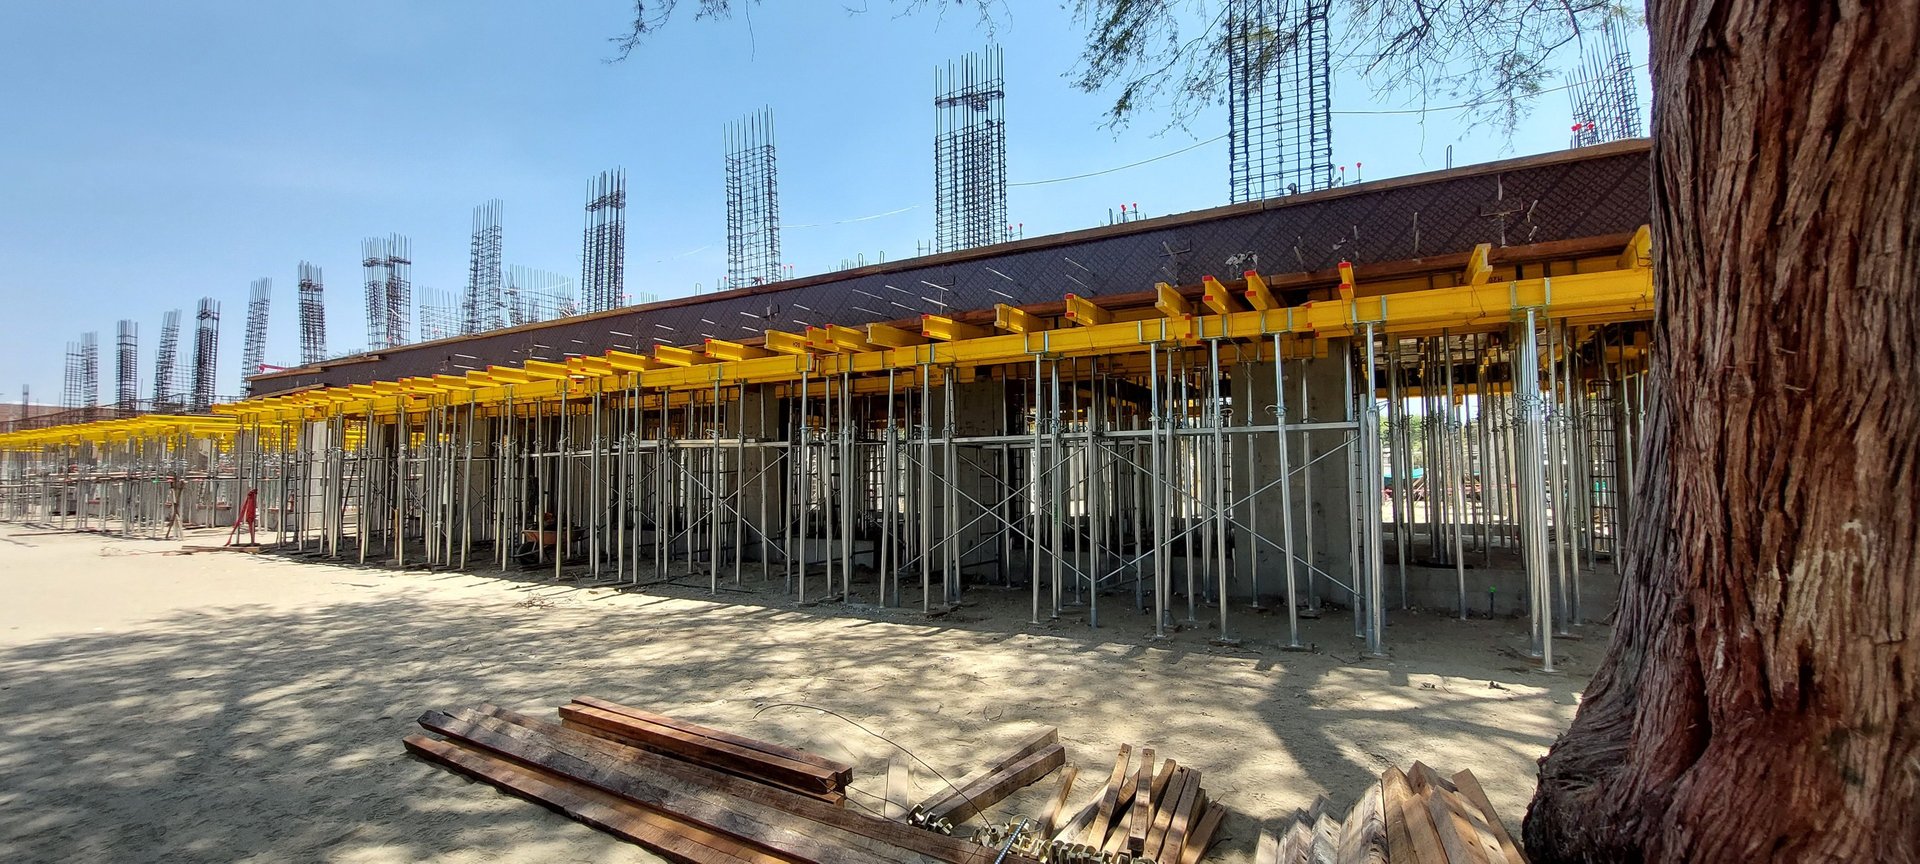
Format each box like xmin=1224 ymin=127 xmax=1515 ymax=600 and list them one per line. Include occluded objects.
xmin=0 ymin=141 xmax=1651 ymax=665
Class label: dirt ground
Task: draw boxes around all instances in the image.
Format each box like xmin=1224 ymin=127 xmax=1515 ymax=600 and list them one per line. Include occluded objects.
xmin=0 ymin=527 xmax=1613 ymax=863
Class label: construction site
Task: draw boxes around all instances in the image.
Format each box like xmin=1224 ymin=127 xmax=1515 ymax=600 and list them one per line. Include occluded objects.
xmin=11 ymin=2 xmax=1887 ymax=862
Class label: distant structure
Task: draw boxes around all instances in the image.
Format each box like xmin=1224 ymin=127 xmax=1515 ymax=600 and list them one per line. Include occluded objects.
xmin=505 ymin=266 xmax=577 ymax=326
xmin=241 ymin=278 xmax=272 ymax=390
xmin=725 ymin=109 xmax=782 ymax=289
xmin=190 ymin=298 xmax=220 ymax=413
xmin=462 ymin=199 xmax=505 ymax=334
xmin=933 ymin=45 xmax=1010 ymax=254
xmin=417 ymin=287 xmax=459 ymax=342
xmin=1226 ymin=0 xmax=1334 ymax=202
xmin=298 ymin=261 xmax=327 ymax=366
xmin=115 ymin=320 xmax=138 ymax=410
xmin=363 ymin=235 xmax=413 ymax=351
xmin=1569 ymin=17 xmax=1641 ymax=145
xmin=153 ymin=310 xmax=182 ymax=409
xmin=580 ymin=170 xmax=626 ymax=314
xmin=63 ymin=332 xmax=99 ymax=412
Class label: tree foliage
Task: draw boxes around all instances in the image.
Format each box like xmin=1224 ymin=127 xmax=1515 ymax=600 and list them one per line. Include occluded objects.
xmin=611 ymin=0 xmax=1635 ymax=134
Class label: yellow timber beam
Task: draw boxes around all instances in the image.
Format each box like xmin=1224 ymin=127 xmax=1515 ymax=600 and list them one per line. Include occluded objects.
xmin=765 ymin=330 xmax=812 ymax=355
xmin=704 ymin=338 xmax=772 ymax=361
xmin=995 ymin=303 xmax=1046 ymax=333
xmin=1155 ymin=282 xmax=1194 ymax=318
xmin=1063 ymin=294 xmax=1112 ymax=327
xmin=654 ymin=344 xmax=715 ymax=367
xmin=921 ymin=314 xmax=990 ymax=341
xmin=867 ymin=322 xmax=928 ymax=347
xmin=1201 ymin=275 xmax=1242 ymax=315
xmin=1243 ymin=270 xmax=1278 ymax=311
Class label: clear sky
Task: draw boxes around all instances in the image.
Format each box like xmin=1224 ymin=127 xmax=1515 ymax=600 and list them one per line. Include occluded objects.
xmin=0 ymin=2 xmax=1649 ymax=404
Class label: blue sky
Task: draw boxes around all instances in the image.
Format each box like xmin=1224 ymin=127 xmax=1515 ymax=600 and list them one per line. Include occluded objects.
xmin=0 ymin=2 xmax=1648 ymax=403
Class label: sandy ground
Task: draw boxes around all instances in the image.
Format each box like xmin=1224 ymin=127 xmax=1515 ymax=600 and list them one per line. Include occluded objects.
xmin=0 ymin=527 xmax=1613 ymax=863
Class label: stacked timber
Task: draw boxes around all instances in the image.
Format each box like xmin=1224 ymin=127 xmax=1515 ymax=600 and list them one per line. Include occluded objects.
xmin=1253 ymin=763 xmax=1524 ymax=864
xmin=405 ymin=699 xmax=1043 ymax=864
xmin=973 ymin=743 xmax=1228 ymax=864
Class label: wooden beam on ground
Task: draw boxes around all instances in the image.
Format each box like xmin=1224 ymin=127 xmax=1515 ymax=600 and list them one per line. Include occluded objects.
xmin=918 ymin=727 xmax=1058 ymax=817
xmin=1181 ymin=802 xmax=1227 ymax=864
xmin=467 ymin=705 xmax=1026 ymax=864
xmin=1144 ymin=766 xmax=1189 ymax=857
xmin=1409 ymin=764 xmax=1502 ymax=864
xmin=1335 ymin=781 xmax=1390 ymax=864
xmin=886 ymin=760 xmax=912 ymax=822
xmin=1159 ymin=767 xmax=1202 ymax=861
xmin=1037 ymin=765 xmax=1078 ymax=838
xmin=1383 ymin=766 xmax=1445 ymax=864
xmin=1127 ymin=747 xmax=1155 ymax=854
xmin=403 ymin=735 xmax=784 ymax=864
xmin=1449 ymin=770 xmax=1524 ymax=864
xmin=570 ymin=697 xmax=852 ymax=786
xmin=919 ymin=743 xmax=1066 ymax=826
xmin=559 ymin=704 xmax=842 ymax=800
xmin=1082 ymin=745 xmax=1133 ymax=846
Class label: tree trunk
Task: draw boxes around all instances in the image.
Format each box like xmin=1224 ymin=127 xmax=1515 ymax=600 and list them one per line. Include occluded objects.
xmin=1523 ymin=1 xmax=1920 ymax=861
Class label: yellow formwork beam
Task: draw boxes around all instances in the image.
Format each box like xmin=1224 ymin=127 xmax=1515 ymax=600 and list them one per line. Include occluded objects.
xmin=655 ymin=344 xmax=714 ymax=367
xmin=866 ymin=322 xmax=928 ymax=347
xmin=765 ymin=330 xmax=812 ymax=355
xmin=1155 ymin=282 xmax=1193 ymax=318
xmin=1243 ymin=270 xmax=1279 ymax=311
xmin=996 ymin=303 xmax=1046 ymax=333
xmin=824 ymin=324 xmax=877 ymax=352
xmin=1201 ymin=275 xmax=1241 ymax=315
xmin=921 ymin=314 xmax=990 ymax=341
xmin=1063 ymin=294 xmax=1112 ymax=326
xmin=704 ymin=338 xmax=772 ymax=361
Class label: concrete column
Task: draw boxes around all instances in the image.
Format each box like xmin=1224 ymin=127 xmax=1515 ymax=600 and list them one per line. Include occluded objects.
xmin=1302 ymin=342 xmax=1357 ymax=605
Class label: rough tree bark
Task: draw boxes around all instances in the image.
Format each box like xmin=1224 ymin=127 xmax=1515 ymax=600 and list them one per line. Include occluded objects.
xmin=1524 ymin=1 xmax=1920 ymax=861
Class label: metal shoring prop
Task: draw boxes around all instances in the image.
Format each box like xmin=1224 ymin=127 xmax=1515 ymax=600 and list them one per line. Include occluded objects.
xmin=1209 ymin=336 xmax=1230 ymax=638
xmin=1388 ymin=337 xmax=1410 ymax=606
xmin=1030 ymin=352 xmax=1044 ymax=625
xmin=1344 ymin=342 xmax=1364 ymax=639
xmin=1362 ymin=323 xmax=1386 ymax=655
xmin=1445 ymin=330 xmax=1468 ymax=619
xmin=1149 ymin=342 xmax=1166 ymax=637
xmin=844 ymin=369 xmax=857 ymax=601
xmin=1273 ymin=335 xmax=1302 ymax=647
xmin=884 ymin=367 xmax=897 ymax=605
xmin=1515 ymin=309 xmax=1554 ymax=671
xmin=735 ymin=382 xmax=747 ymax=585
xmin=1546 ymin=321 xmax=1571 ymax=634
xmin=919 ymin=360 xmax=932 ymax=613
xmin=1297 ymin=357 xmax=1317 ymax=608
xmin=800 ymin=362 xmax=812 ymax=603
xmin=1050 ymin=357 xmax=1065 ymax=614
xmin=1085 ymin=357 xmax=1103 ymax=628
xmin=710 ymin=377 xmax=723 ymax=595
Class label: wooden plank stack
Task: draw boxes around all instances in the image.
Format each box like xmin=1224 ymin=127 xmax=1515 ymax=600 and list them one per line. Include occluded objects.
xmin=1254 ymin=763 xmax=1524 ymax=864
xmin=405 ymin=698 xmax=1045 ymax=864
xmin=974 ymin=742 xmax=1228 ymax=864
